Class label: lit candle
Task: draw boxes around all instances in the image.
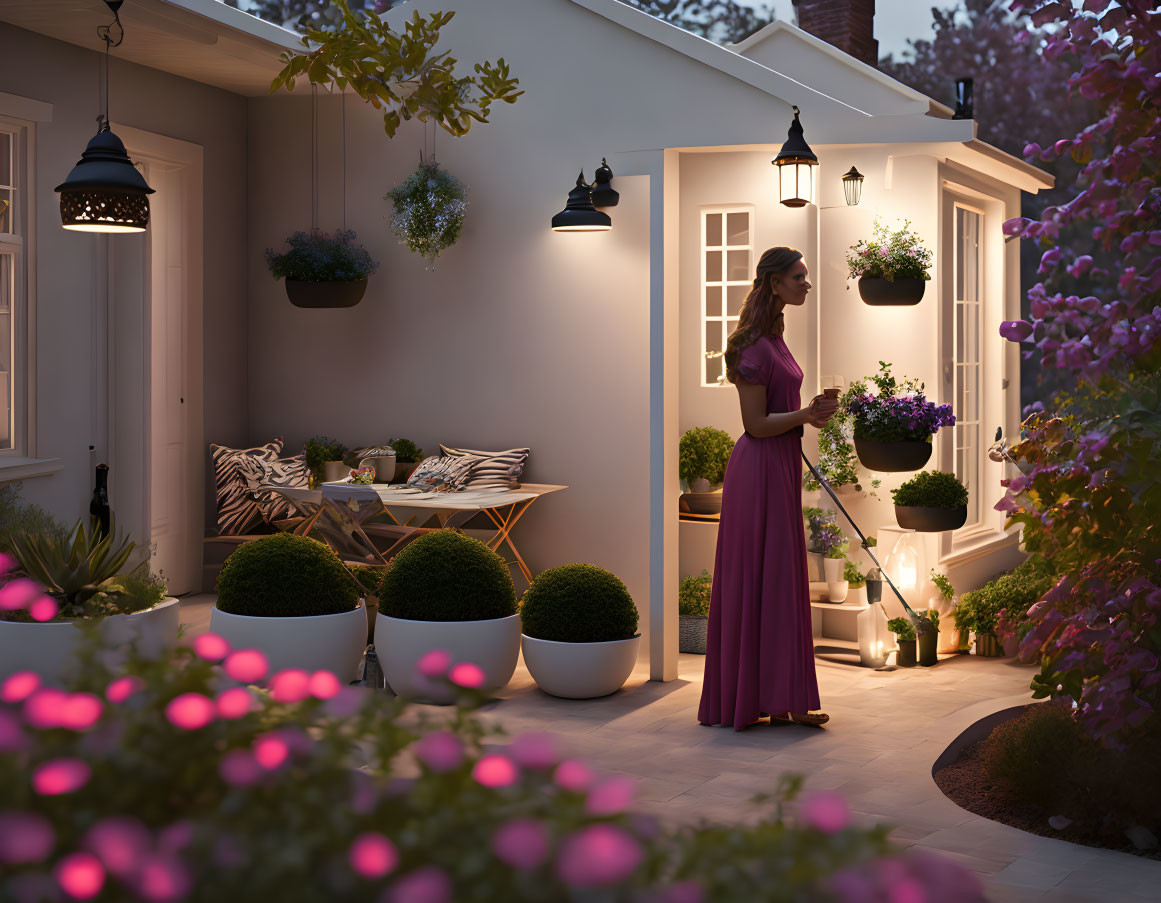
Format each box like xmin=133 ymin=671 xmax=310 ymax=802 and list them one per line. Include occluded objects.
xmin=899 ymin=566 xmax=917 ymax=589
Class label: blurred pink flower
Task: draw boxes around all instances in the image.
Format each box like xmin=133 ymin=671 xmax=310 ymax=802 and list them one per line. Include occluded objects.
xmin=472 ymin=754 xmax=519 ymax=788
xmin=0 ymin=708 xmax=26 ymax=752
xmin=219 ymin=749 xmax=262 ymax=787
xmin=554 ymin=758 xmax=595 ymax=792
xmin=349 ymin=832 xmax=398 ymax=879
xmin=28 ymin=597 xmax=59 ymax=622
xmin=325 ymin=686 xmax=365 ymax=718
xmin=134 ymin=853 xmax=191 ymax=903
xmin=193 ymin=633 xmax=231 ymax=662
xmin=23 ymin=687 xmax=69 ymax=729
xmin=800 ymin=790 xmax=851 ymax=834
xmin=415 ymin=649 xmax=451 ymax=678
xmin=509 ymin=732 xmax=559 ymax=770
xmin=386 ymin=866 xmax=452 ymax=903
xmin=413 ymin=731 xmax=464 ymax=773
xmin=85 ymin=816 xmax=151 ymax=879
xmin=55 ymin=851 xmax=105 ymax=900
xmin=309 ymin=670 xmax=342 ymax=699
xmin=1 ymin=670 xmax=40 ymax=703
xmin=270 ymin=669 xmax=311 ymax=703
xmin=557 ymin=824 xmax=643 ymax=888
xmin=215 ymin=687 xmax=253 ymax=720
xmin=586 ymin=775 xmax=636 ymax=815
xmin=60 ymin=693 xmax=103 ymax=731
xmin=165 ymin=693 xmax=215 ymax=730
xmin=0 ymin=812 xmax=55 ymax=863
xmin=491 ymin=819 xmax=549 ymax=871
xmin=0 ymin=551 xmax=18 ymax=576
xmin=0 ymin=578 xmax=45 ymax=611
xmin=224 ymin=649 xmax=268 ymax=684
xmin=448 ymin=662 xmax=485 ymax=689
xmin=33 ymin=758 xmax=91 ymax=795
xmin=253 ymin=734 xmax=290 ymax=771
xmin=106 ymin=675 xmax=145 ymax=704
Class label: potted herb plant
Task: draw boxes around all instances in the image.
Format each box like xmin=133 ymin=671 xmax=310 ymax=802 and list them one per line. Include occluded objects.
xmin=820 ymin=528 xmax=849 ymax=603
xmin=892 ymin=470 xmax=969 ymax=532
xmin=389 ymin=437 xmax=425 ymax=482
xmin=678 ymin=569 xmax=712 ymax=654
xmin=803 ymin=405 xmax=880 ymax=498
xmin=975 ymin=558 xmax=1057 ymax=659
xmin=914 ymin=609 xmax=940 ymax=667
xmin=887 ymin=616 xmax=917 ymax=667
xmin=844 ymin=560 xmax=867 ymax=606
xmin=304 ymin=435 xmax=349 ymax=486
xmin=520 ymin=563 xmax=640 ymax=698
xmin=0 ymin=517 xmax=179 ymax=685
xmin=211 ymin=533 xmax=367 ymax=682
xmin=846 ymin=218 xmax=933 ymax=306
xmin=951 ymin=584 xmax=1005 ymax=657
xmin=376 ymin=529 xmax=519 ymax=703
xmin=386 ymin=157 xmax=469 ymax=268
xmin=846 ymin=363 xmax=955 ymax=472
xmin=678 ymin=426 xmax=734 ymax=515
xmin=930 ymin=570 xmax=966 ymax=653
xmin=265 ymin=229 xmax=379 ymax=308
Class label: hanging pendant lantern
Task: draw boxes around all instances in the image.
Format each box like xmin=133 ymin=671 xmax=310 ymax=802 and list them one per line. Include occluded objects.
xmin=551 ymin=171 xmax=611 ymax=232
xmin=772 ymin=105 xmax=818 ymax=208
xmin=590 ymin=157 xmax=619 ymax=208
xmin=841 ymin=166 xmax=864 ymax=207
xmin=56 ymin=0 xmax=153 ymax=233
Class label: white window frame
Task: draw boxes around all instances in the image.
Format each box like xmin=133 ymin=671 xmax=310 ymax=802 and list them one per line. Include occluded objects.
xmin=0 ymin=114 xmax=32 ymax=461
xmin=953 ymin=201 xmax=985 ymax=532
xmin=700 ymin=205 xmax=754 ymax=387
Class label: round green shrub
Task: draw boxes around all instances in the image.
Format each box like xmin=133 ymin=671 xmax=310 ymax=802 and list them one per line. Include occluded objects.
xmin=678 ymin=570 xmax=712 ymax=618
xmin=520 ymin=564 xmax=639 ymax=643
xmin=679 ymin=427 xmax=734 ymax=485
xmin=216 ymin=533 xmax=359 ymax=617
xmin=891 ymin=470 xmax=968 ymax=508
xmin=379 ymin=530 xmax=515 ymax=622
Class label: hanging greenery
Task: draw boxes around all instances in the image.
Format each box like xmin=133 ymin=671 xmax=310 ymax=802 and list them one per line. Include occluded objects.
xmin=386 ymin=158 xmax=468 ymax=267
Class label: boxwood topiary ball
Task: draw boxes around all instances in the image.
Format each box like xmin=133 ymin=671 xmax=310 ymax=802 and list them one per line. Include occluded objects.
xmin=520 ymin=564 xmax=639 ymax=643
xmin=379 ymin=530 xmax=516 ymax=622
xmin=216 ymin=533 xmax=359 ymax=617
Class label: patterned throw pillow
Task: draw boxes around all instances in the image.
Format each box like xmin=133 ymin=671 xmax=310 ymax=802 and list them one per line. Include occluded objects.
xmin=237 ymin=454 xmax=311 ymax=524
xmin=210 ymin=440 xmax=282 ymax=535
xmin=439 ymin=445 xmax=530 ymax=489
xmin=405 ymin=454 xmax=482 ymax=492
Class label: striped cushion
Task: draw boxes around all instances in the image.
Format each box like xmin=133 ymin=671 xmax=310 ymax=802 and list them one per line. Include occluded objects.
xmin=406 ymin=454 xmax=482 ymax=492
xmin=210 ymin=440 xmax=282 ymax=535
xmin=439 ymin=445 xmax=529 ymax=489
xmin=237 ymin=453 xmax=310 ymax=524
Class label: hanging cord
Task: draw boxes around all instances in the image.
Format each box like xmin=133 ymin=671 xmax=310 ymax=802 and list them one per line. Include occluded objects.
xmin=95 ymin=1 xmax=123 ymax=131
xmin=311 ymin=84 xmax=318 ymax=232
xmin=341 ymin=89 xmax=347 ymax=232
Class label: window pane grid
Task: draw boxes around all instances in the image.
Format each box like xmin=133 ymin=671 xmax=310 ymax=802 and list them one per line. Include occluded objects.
xmin=954 ymin=205 xmax=983 ymax=529
xmin=702 ymin=208 xmax=752 ymax=387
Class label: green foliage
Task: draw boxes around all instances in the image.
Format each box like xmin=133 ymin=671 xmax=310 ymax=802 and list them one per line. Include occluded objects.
xmin=887 ymin=617 xmax=916 ymax=642
xmin=915 ymin=609 xmax=939 ymax=634
xmin=388 ymin=437 xmax=424 ymax=463
xmin=303 ymin=435 xmax=348 ymax=486
xmin=386 ymin=159 xmax=468 ymax=266
xmin=379 ymin=530 xmax=516 ymax=622
xmin=347 ymin=564 xmax=385 ymax=600
xmin=678 ymin=569 xmax=713 ymax=618
xmin=270 ymin=0 xmax=523 ymax=138
xmin=843 ymin=560 xmax=865 ymax=588
xmin=846 ymin=219 xmax=933 ymax=281
xmin=520 ymin=564 xmax=639 ymax=643
xmin=892 ymin=470 xmax=969 ymax=509
xmin=0 ymin=482 xmax=66 ymax=554
xmin=930 ymin=570 xmax=956 ymax=602
xmin=216 ymin=533 xmax=359 ymax=617
xmin=678 ymin=426 xmax=734 ymax=484
xmin=9 ymin=518 xmax=136 ymax=609
xmin=955 ymin=558 xmax=1056 ymax=637
xmin=802 ymin=408 xmax=880 ymax=496
xmin=264 ymin=229 xmax=378 ymax=282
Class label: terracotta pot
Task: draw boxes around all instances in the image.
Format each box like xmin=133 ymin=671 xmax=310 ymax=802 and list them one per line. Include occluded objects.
xmin=858 ymin=276 xmax=926 ymax=307
xmin=854 ymin=438 xmax=932 ymax=473
xmin=285 ymin=278 xmax=368 ymax=309
xmin=974 ymin=631 xmax=1003 ymax=657
xmin=895 ymin=504 xmax=968 ymax=532
xmin=896 ymin=639 xmax=917 ymax=667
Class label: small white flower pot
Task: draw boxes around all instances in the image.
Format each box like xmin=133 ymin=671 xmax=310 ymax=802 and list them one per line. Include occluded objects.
xmin=826 ymin=580 xmax=849 ymax=603
xmin=375 ymin=613 xmax=521 ymax=704
xmin=211 ymin=601 xmax=367 ymax=684
xmin=522 ymin=634 xmax=641 ymax=699
xmin=823 ymin=557 xmax=848 ymax=602
xmin=847 ymin=584 xmax=868 ymax=606
xmin=0 ymin=598 xmax=181 ymax=686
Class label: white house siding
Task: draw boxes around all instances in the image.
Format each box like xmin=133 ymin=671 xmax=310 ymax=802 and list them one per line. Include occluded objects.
xmin=0 ymin=23 xmax=249 ymax=532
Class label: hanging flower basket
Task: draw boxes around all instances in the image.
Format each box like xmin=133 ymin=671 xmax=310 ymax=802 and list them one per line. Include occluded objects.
xmin=854 ymin=438 xmax=932 ymax=472
xmin=891 ymin=470 xmax=970 ymax=531
xmin=895 ymin=504 xmax=968 ymax=532
xmin=265 ymin=229 xmax=379 ymax=309
xmin=858 ymin=276 xmax=926 ymax=306
xmin=386 ymin=158 xmax=468 ymax=268
xmin=285 ymin=278 xmax=368 ymax=309
xmin=846 ymin=363 xmax=954 ymax=472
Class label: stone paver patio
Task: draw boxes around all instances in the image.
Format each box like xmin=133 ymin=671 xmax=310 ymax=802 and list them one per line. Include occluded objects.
xmin=180 ymin=596 xmax=1159 ymax=902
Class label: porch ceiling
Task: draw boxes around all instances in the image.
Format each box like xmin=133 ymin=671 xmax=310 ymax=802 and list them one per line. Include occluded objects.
xmin=0 ymin=0 xmax=298 ymax=97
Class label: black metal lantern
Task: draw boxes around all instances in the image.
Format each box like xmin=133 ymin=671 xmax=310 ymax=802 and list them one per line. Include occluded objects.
xmin=842 ymin=166 xmax=864 ymax=206
xmin=772 ymin=106 xmax=818 ymax=208
xmin=590 ymin=157 xmax=619 ymax=208
xmin=551 ymin=172 xmax=611 ymax=232
xmin=953 ymin=77 xmax=974 ymax=120
xmin=56 ymin=0 xmax=153 ymax=233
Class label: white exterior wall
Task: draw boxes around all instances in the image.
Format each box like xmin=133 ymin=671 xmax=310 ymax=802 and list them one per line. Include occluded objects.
xmin=0 ymin=23 xmax=249 ymax=530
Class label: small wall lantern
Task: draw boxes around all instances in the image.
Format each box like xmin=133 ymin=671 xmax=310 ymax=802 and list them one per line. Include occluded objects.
xmin=772 ymin=105 xmax=818 ymax=208
xmin=551 ymin=171 xmax=612 ymax=232
xmin=841 ymin=166 xmax=864 ymax=206
xmin=952 ymin=77 xmax=974 ymax=120
xmin=590 ymin=158 xmax=619 ymax=208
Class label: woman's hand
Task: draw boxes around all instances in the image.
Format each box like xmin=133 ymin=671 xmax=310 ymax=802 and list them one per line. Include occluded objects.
xmin=806 ymin=394 xmax=839 ymax=429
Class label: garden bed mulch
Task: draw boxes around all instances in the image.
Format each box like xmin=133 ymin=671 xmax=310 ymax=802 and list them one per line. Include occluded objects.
xmin=934 ymin=737 xmax=1161 ymax=861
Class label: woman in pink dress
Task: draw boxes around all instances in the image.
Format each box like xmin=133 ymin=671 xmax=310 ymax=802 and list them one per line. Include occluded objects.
xmin=698 ymin=247 xmax=838 ymax=731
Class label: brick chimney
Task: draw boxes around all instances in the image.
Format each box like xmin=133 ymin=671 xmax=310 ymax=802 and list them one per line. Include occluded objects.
xmin=792 ymin=0 xmax=879 ymax=67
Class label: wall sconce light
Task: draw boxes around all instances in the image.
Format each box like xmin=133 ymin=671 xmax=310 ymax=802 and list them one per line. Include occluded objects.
xmin=772 ymin=105 xmax=817 ymax=208
xmin=841 ymin=166 xmax=864 ymax=206
xmin=551 ymin=171 xmax=611 ymax=232
xmin=55 ymin=0 xmax=154 ymax=233
xmin=590 ymin=158 xmax=619 ymax=208
xmin=952 ymin=77 xmax=974 ymax=120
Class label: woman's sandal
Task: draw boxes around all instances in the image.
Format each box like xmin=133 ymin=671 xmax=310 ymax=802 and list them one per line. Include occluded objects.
xmin=771 ymin=711 xmax=830 ymax=727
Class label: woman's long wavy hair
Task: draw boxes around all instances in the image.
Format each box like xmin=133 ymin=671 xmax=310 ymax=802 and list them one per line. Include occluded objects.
xmin=723 ymin=247 xmax=803 ymax=385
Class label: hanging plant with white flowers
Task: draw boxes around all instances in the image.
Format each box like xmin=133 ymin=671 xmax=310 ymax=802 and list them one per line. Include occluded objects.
xmin=386 ymin=157 xmax=468 ymax=268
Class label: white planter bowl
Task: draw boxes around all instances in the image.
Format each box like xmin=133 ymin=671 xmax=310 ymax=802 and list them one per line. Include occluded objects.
xmin=375 ymin=613 xmax=521 ymax=704
xmin=0 ymin=597 xmax=181 ymax=685
xmin=210 ymin=601 xmax=367 ymax=684
xmin=522 ymin=634 xmax=641 ymax=699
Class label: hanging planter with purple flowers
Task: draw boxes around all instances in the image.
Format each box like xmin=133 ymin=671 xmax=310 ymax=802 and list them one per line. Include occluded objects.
xmin=844 ymin=363 xmax=955 ymax=473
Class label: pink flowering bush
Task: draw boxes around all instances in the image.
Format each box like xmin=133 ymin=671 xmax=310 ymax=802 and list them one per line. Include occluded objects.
xmin=997 ymin=0 xmax=1161 ymax=747
xmin=0 ymin=635 xmax=984 ymax=902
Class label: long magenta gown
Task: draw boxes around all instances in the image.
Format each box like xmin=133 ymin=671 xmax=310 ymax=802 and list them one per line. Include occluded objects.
xmin=697 ymin=333 xmax=820 ymax=730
